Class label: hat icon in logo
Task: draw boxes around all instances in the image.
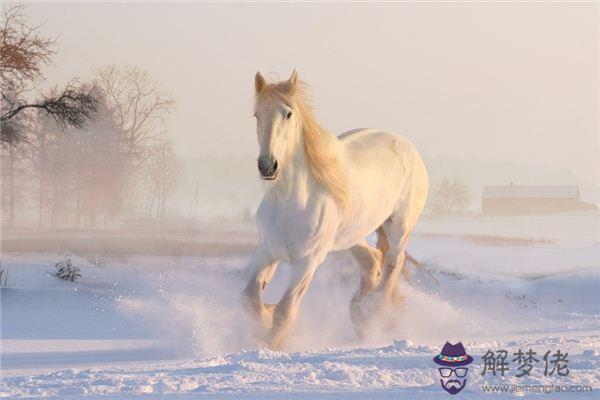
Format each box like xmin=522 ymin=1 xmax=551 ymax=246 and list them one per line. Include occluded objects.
xmin=433 ymin=342 xmax=473 ymax=395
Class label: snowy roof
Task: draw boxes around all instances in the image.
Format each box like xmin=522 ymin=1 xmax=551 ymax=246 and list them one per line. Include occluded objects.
xmin=482 ymin=185 xmax=579 ymax=199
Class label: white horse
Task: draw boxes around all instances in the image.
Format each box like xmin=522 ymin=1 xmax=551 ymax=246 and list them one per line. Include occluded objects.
xmin=243 ymin=70 xmax=429 ymax=349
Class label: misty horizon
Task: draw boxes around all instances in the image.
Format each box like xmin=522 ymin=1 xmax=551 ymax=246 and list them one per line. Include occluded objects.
xmin=1 ymin=3 xmax=597 ymax=226
xmin=22 ymin=3 xmax=597 ymax=215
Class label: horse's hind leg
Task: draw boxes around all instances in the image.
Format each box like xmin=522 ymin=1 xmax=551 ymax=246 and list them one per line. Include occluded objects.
xmin=349 ymin=239 xmax=383 ymax=337
xmin=378 ymin=218 xmax=411 ymax=307
xmin=376 ymin=226 xmax=390 ymax=255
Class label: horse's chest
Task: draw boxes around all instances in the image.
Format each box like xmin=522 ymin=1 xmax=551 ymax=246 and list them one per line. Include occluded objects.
xmin=257 ymin=195 xmax=337 ymax=261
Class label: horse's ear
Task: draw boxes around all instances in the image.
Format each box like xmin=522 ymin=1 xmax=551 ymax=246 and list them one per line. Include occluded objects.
xmin=289 ymin=69 xmax=299 ymax=86
xmin=284 ymin=69 xmax=299 ymax=95
xmin=255 ymin=71 xmax=266 ymax=94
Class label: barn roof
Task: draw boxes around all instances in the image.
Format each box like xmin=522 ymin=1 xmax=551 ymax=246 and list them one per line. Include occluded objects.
xmin=482 ymin=185 xmax=579 ymax=199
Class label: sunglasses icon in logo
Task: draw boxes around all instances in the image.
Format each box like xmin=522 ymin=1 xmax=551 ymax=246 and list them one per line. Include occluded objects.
xmin=438 ymin=367 xmax=468 ymax=378
xmin=433 ymin=342 xmax=473 ymax=395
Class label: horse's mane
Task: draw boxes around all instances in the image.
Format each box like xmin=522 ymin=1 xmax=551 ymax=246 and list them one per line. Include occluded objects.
xmin=258 ymin=81 xmax=350 ymax=213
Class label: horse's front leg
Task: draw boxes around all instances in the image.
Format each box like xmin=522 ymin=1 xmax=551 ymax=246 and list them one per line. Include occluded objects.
xmin=242 ymin=246 xmax=280 ymax=338
xmin=267 ymin=257 xmax=321 ymax=349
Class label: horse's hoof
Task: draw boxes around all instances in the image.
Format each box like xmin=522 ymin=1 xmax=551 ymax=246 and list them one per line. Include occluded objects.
xmin=350 ymin=287 xmax=406 ymax=338
xmin=266 ymin=330 xmax=287 ymax=350
xmin=255 ymin=303 xmax=275 ymax=335
xmin=349 ymin=292 xmax=382 ymax=337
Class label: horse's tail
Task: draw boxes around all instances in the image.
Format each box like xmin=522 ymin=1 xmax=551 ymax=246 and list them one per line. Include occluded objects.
xmin=376 ymin=227 xmax=437 ymax=285
xmin=405 ymin=252 xmax=439 ymax=285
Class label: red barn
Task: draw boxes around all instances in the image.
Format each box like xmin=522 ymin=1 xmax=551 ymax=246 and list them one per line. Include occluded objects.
xmin=482 ymin=185 xmax=596 ymax=215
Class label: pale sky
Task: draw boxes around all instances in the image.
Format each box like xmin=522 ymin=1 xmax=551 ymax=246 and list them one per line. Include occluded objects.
xmin=27 ymin=3 xmax=599 ymax=188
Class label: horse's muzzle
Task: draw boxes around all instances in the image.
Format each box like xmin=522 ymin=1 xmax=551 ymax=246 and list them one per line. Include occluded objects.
xmin=258 ymin=156 xmax=279 ymax=180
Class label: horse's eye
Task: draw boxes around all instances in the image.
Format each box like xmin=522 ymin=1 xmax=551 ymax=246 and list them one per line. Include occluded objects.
xmin=286 ymin=111 xmax=293 ymax=120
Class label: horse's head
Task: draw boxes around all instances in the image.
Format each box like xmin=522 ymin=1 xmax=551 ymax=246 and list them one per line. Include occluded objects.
xmin=253 ymin=70 xmax=302 ymax=181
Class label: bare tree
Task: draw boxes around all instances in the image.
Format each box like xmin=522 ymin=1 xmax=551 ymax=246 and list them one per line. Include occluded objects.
xmin=30 ymin=94 xmax=127 ymax=229
xmin=69 ymin=96 xmax=127 ymax=228
xmin=0 ymin=6 xmax=176 ymax=228
xmin=144 ymin=140 xmax=184 ymax=219
xmin=26 ymin=114 xmax=59 ymax=227
xmin=1 ymin=134 xmax=29 ymax=227
xmin=430 ymin=177 xmax=470 ymax=216
xmin=95 ymin=65 xmax=175 ymax=165
xmin=0 ymin=4 xmax=97 ymax=143
xmin=0 ymin=4 xmax=54 ymax=93
xmin=2 ymin=82 xmax=98 ymax=129
xmin=94 ymin=66 xmax=176 ymax=221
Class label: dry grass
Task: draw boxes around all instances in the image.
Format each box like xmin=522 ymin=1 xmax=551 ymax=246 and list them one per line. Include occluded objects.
xmin=1 ymin=229 xmax=258 ymax=257
xmin=418 ymin=233 xmax=554 ymax=246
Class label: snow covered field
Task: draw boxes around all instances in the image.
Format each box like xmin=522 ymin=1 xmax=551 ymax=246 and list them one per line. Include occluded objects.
xmin=1 ymin=214 xmax=599 ymax=398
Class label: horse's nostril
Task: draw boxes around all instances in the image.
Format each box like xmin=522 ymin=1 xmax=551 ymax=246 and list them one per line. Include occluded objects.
xmin=258 ymin=157 xmax=278 ymax=178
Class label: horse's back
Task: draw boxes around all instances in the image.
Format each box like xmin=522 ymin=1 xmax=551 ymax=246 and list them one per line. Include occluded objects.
xmin=337 ymin=127 xmax=429 ymax=235
xmin=337 ymin=128 xmax=377 ymax=139
xmin=338 ymin=128 xmax=426 ymax=174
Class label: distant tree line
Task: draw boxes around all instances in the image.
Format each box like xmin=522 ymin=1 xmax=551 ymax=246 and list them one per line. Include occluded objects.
xmin=1 ymin=5 xmax=183 ymax=229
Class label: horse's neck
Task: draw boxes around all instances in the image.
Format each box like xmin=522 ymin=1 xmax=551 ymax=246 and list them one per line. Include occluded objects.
xmin=273 ymin=139 xmax=312 ymax=200
xmin=275 ymin=124 xmax=344 ymax=205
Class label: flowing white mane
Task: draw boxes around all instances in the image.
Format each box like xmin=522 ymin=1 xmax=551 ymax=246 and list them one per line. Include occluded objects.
xmin=257 ymin=81 xmax=350 ymax=212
